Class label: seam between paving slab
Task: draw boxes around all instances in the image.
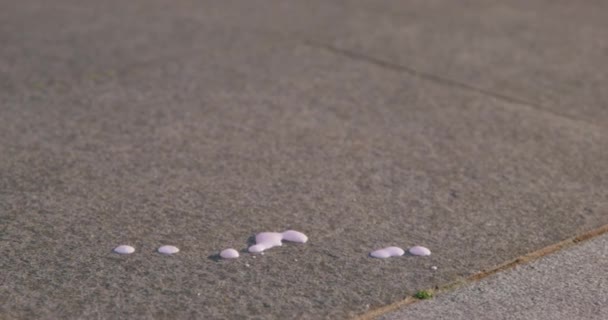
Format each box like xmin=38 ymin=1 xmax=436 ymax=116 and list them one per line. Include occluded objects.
xmin=303 ymin=40 xmax=606 ymax=133
xmin=18 ymin=24 xmax=606 ymax=138
xmin=352 ymin=223 xmax=608 ymax=320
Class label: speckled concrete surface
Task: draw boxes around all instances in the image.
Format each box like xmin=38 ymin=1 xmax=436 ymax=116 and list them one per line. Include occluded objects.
xmin=380 ymin=234 xmax=608 ymax=320
xmin=1 ymin=1 xmax=607 ymax=319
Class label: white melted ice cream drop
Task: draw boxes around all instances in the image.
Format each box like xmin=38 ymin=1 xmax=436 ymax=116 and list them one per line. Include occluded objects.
xmin=370 ymin=246 xmax=405 ymax=259
xmin=113 ymin=245 xmax=135 ymax=254
xmin=409 ymin=246 xmax=431 ymax=256
xmin=158 ymin=245 xmax=180 ymax=255
xmin=220 ymin=248 xmax=239 ymax=259
xmin=248 ymin=230 xmax=308 ymax=253
xmin=281 ymin=230 xmax=308 ymax=243
xmin=249 ymin=232 xmax=283 ymax=253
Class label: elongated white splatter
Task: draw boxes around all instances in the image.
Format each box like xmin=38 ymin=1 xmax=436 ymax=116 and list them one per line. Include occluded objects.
xmin=248 ymin=230 xmax=308 ymax=253
xmin=113 ymin=245 xmax=135 ymax=254
xmin=158 ymin=245 xmax=179 ymax=255
xmin=409 ymin=246 xmax=431 ymax=256
xmin=281 ymin=230 xmax=308 ymax=243
xmin=370 ymin=246 xmax=405 ymax=259
xmin=248 ymin=232 xmax=283 ymax=253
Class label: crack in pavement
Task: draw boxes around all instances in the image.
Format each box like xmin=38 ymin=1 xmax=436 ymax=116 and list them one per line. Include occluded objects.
xmin=304 ymin=40 xmax=605 ymax=134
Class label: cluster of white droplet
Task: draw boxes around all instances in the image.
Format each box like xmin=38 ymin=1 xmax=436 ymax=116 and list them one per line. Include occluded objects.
xmin=248 ymin=230 xmax=308 ymax=253
xmin=217 ymin=230 xmax=309 ymax=260
xmin=112 ymin=245 xmax=181 ymax=255
xmin=111 ymin=230 xmax=309 ymax=259
xmin=112 ymin=231 xmax=433 ymax=264
xmin=370 ymin=245 xmax=432 ymax=259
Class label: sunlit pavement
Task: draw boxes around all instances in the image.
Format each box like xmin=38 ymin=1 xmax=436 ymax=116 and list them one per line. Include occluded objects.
xmin=2 ymin=1 xmax=607 ymax=319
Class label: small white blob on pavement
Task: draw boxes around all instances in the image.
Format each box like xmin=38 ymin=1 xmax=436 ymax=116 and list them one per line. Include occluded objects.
xmin=409 ymin=246 xmax=431 ymax=256
xmin=220 ymin=248 xmax=239 ymax=259
xmin=370 ymin=246 xmax=405 ymax=259
xmin=158 ymin=245 xmax=180 ymax=255
xmin=113 ymin=245 xmax=135 ymax=254
xmin=281 ymin=230 xmax=308 ymax=243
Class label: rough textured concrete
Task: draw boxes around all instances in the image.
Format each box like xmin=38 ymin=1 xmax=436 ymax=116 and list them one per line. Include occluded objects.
xmin=178 ymin=0 xmax=608 ymax=127
xmin=380 ymin=234 xmax=608 ymax=320
xmin=1 ymin=1 xmax=607 ymax=319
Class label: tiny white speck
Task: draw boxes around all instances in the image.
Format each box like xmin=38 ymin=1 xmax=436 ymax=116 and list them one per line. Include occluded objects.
xmin=245 ymin=263 xmax=250 ymax=267
xmin=220 ymin=248 xmax=239 ymax=259
xmin=431 ymin=266 xmax=438 ymax=270
xmin=158 ymin=245 xmax=179 ymax=255
xmin=197 ymin=293 xmax=201 ymax=296
xmin=409 ymin=246 xmax=431 ymax=256
xmin=113 ymin=245 xmax=135 ymax=254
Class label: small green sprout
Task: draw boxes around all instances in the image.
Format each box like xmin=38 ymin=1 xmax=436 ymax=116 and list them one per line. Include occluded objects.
xmin=414 ymin=290 xmax=433 ymax=300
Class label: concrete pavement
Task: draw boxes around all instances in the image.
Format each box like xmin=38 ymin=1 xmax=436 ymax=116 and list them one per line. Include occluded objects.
xmin=1 ymin=1 xmax=607 ymax=319
xmin=380 ymin=233 xmax=608 ymax=320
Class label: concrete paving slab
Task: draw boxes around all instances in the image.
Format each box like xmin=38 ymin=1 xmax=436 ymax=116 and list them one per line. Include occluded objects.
xmin=154 ymin=0 xmax=608 ymax=127
xmin=1 ymin=1 xmax=608 ymax=319
xmin=380 ymin=233 xmax=608 ymax=320
xmin=5 ymin=1 xmax=608 ymax=127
